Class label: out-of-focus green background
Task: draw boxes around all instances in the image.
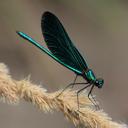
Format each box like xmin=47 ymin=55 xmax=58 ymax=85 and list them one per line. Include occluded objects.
xmin=0 ymin=0 xmax=128 ymax=128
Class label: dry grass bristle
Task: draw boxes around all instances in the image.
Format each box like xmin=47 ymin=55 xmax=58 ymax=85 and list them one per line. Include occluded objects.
xmin=0 ymin=63 xmax=127 ymax=128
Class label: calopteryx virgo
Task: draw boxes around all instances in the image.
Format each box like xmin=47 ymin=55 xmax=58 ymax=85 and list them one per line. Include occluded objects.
xmin=17 ymin=11 xmax=104 ymax=110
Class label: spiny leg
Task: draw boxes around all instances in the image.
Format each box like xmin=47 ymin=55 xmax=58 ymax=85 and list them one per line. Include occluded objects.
xmin=56 ymin=74 xmax=78 ymax=97
xmin=70 ymin=82 xmax=89 ymax=86
xmin=68 ymin=74 xmax=88 ymax=88
xmin=88 ymin=85 xmax=100 ymax=110
xmin=77 ymin=84 xmax=91 ymax=111
xmin=90 ymin=92 xmax=100 ymax=110
xmin=56 ymin=74 xmax=88 ymax=97
xmin=88 ymin=85 xmax=96 ymax=108
xmin=57 ymin=74 xmax=88 ymax=97
xmin=71 ymin=74 xmax=78 ymax=88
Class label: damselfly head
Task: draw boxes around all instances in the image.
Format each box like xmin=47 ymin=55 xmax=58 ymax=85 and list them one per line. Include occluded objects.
xmin=95 ymin=78 xmax=104 ymax=88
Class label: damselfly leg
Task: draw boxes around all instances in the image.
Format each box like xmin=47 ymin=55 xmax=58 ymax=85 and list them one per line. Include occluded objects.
xmin=57 ymin=75 xmax=88 ymax=97
xmin=77 ymin=84 xmax=91 ymax=111
xmin=77 ymin=84 xmax=100 ymax=111
xmin=88 ymin=85 xmax=100 ymax=110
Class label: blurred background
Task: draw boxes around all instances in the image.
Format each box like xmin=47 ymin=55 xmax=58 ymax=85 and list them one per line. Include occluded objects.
xmin=0 ymin=0 xmax=128 ymax=128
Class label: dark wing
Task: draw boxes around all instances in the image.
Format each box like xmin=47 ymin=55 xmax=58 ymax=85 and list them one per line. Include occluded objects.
xmin=17 ymin=31 xmax=82 ymax=74
xmin=41 ymin=11 xmax=88 ymax=74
